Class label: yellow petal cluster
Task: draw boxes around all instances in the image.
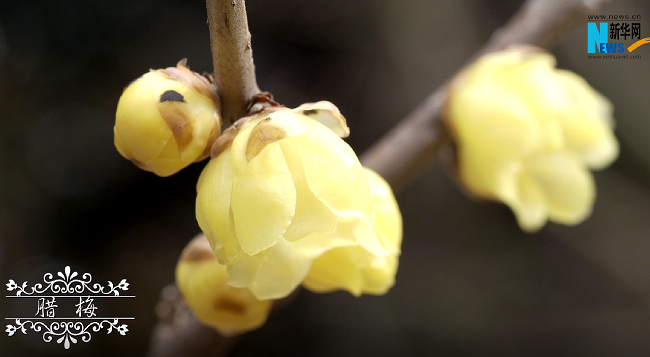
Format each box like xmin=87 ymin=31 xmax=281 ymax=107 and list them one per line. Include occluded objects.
xmin=303 ymin=168 xmax=402 ymax=296
xmin=446 ymin=47 xmax=618 ymax=232
xmin=196 ymin=103 xmax=402 ymax=300
xmin=114 ymin=60 xmax=221 ymax=177
xmin=175 ymin=234 xmax=272 ymax=336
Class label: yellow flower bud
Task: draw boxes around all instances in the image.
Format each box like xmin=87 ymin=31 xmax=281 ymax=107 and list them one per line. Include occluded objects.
xmin=196 ymin=104 xmax=397 ymax=300
xmin=175 ymin=234 xmax=272 ymax=336
xmin=302 ymin=168 xmax=403 ymax=296
xmin=114 ymin=60 xmax=221 ymax=177
xmin=446 ymin=47 xmax=619 ymax=232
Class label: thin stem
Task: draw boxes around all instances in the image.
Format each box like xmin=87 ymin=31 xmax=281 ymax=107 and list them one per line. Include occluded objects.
xmin=206 ymin=0 xmax=261 ymax=128
xmin=360 ymin=0 xmax=611 ymax=193
xmin=146 ymin=285 xmax=300 ymax=357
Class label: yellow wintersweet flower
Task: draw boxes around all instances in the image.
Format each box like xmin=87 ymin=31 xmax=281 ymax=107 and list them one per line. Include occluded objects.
xmin=446 ymin=47 xmax=618 ymax=232
xmin=302 ymin=168 xmax=402 ymax=296
xmin=175 ymin=234 xmax=272 ymax=336
xmin=114 ymin=60 xmax=221 ymax=177
xmin=196 ymin=103 xmax=396 ymax=300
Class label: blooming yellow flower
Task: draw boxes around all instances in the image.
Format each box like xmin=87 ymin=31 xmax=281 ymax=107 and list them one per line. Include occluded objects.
xmin=302 ymin=168 xmax=402 ymax=296
xmin=196 ymin=103 xmax=399 ymax=300
xmin=446 ymin=47 xmax=618 ymax=232
xmin=114 ymin=60 xmax=221 ymax=177
xmin=175 ymin=234 xmax=272 ymax=336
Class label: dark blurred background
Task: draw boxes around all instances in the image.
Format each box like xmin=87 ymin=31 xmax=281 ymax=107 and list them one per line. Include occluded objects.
xmin=1 ymin=0 xmax=650 ymax=356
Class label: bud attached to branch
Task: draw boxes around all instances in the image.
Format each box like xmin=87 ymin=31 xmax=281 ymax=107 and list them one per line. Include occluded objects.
xmin=114 ymin=60 xmax=221 ymax=177
xmin=196 ymin=103 xmax=402 ymax=300
xmin=445 ymin=46 xmax=619 ymax=232
xmin=175 ymin=234 xmax=272 ymax=336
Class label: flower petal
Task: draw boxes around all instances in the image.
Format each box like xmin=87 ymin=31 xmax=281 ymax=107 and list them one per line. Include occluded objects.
xmin=289 ymin=223 xmax=357 ymax=259
xmin=554 ymin=70 xmax=619 ymax=169
xmin=230 ymin=117 xmax=264 ymax=173
xmin=506 ymin=171 xmax=548 ymax=232
xmin=247 ymin=239 xmax=312 ymax=300
xmin=525 ymin=152 xmax=595 ymax=225
xmin=226 ymin=251 xmax=266 ymax=288
xmin=303 ymin=247 xmax=364 ymax=296
xmin=458 ymin=147 xmax=522 ymax=202
xmin=279 ymin=140 xmax=338 ymax=241
xmin=244 ymin=111 xmax=307 ymax=162
xmin=196 ymin=149 xmax=236 ymax=253
xmin=364 ymin=168 xmax=402 ymax=253
xmin=360 ymin=255 xmax=398 ymax=295
xmin=292 ymin=101 xmax=350 ymax=138
xmin=214 ymin=212 xmax=242 ymax=263
xmin=449 ymin=80 xmax=541 ymax=159
xmin=289 ymin=119 xmax=372 ymax=218
xmin=352 ymin=220 xmax=389 ymax=258
xmin=231 ymin=142 xmax=296 ymax=256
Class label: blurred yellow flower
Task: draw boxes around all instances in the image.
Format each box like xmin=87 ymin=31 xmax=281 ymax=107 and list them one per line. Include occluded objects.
xmin=196 ymin=103 xmax=400 ymax=300
xmin=303 ymin=168 xmax=402 ymax=296
xmin=446 ymin=47 xmax=618 ymax=232
xmin=175 ymin=234 xmax=272 ymax=336
xmin=114 ymin=60 xmax=221 ymax=177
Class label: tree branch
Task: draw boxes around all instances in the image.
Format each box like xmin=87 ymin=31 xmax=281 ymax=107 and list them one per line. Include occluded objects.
xmin=360 ymin=0 xmax=610 ymax=193
xmin=147 ymin=284 xmax=300 ymax=357
xmin=206 ymin=0 xmax=261 ymax=128
xmin=148 ymin=0 xmax=610 ymax=355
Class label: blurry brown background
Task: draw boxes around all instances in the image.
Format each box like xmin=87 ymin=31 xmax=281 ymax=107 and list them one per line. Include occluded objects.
xmin=1 ymin=0 xmax=650 ymax=356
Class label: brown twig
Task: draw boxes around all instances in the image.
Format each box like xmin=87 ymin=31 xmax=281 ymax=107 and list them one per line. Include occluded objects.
xmin=146 ymin=285 xmax=241 ymax=357
xmin=147 ymin=284 xmax=301 ymax=357
xmin=360 ymin=0 xmax=610 ymax=193
xmin=147 ymin=0 xmax=610 ymax=355
xmin=206 ymin=0 xmax=261 ymax=128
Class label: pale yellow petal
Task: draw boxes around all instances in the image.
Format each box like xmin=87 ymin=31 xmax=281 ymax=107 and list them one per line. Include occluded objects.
xmin=579 ymin=133 xmax=619 ymax=170
xmin=247 ymin=239 xmax=312 ymax=300
xmin=505 ymin=171 xmax=548 ymax=232
xmin=244 ymin=111 xmax=307 ymax=161
xmin=196 ymin=149 xmax=235 ymax=252
xmin=449 ymin=80 xmax=541 ymax=159
xmin=230 ymin=117 xmax=265 ymax=173
xmin=292 ymin=101 xmax=350 ymax=138
xmin=352 ymin=220 xmax=389 ymax=258
xmin=231 ymin=142 xmax=296 ymax=256
xmin=364 ymin=168 xmax=402 ymax=253
xmin=279 ymin=140 xmax=338 ymax=241
xmin=289 ymin=119 xmax=372 ymax=218
xmin=525 ymin=152 xmax=595 ymax=225
xmin=226 ymin=250 xmax=266 ymax=288
xmin=303 ymin=245 xmax=397 ymax=297
xmin=303 ymin=247 xmax=364 ymax=296
xmin=458 ymin=147 xmax=522 ymax=202
xmin=289 ymin=222 xmax=357 ymax=259
xmin=214 ymin=212 xmax=242 ymax=264
xmin=231 ymin=111 xmax=307 ymax=172
xmin=554 ymin=70 xmax=619 ymax=169
xmin=360 ymin=255 xmax=398 ymax=295
xmin=301 ymin=221 xmax=398 ymax=296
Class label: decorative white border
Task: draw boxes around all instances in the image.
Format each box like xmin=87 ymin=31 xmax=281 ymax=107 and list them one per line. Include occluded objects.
xmin=6 ymin=266 xmax=129 ymax=296
xmin=5 ymin=266 xmax=134 ymax=349
xmin=5 ymin=319 xmax=129 ymax=349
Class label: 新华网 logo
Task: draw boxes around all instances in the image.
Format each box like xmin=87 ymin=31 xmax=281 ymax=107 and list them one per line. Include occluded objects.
xmin=588 ymin=17 xmax=648 ymax=54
